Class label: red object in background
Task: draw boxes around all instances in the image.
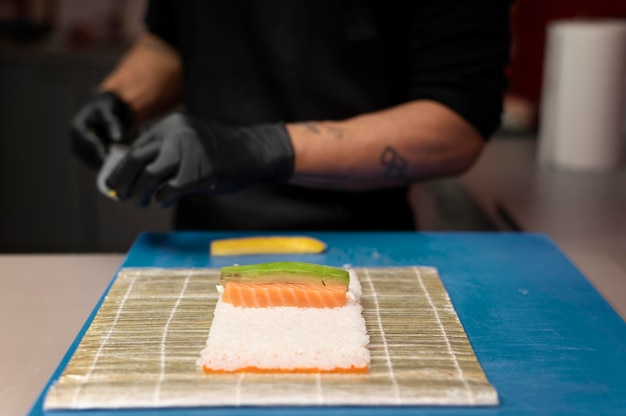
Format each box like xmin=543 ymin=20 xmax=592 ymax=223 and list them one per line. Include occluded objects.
xmin=508 ymin=0 xmax=626 ymax=105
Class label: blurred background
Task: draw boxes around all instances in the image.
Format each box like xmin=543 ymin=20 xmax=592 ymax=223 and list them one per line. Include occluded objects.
xmin=0 ymin=0 xmax=625 ymax=252
xmin=0 ymin=0 xmax=167 ymax=252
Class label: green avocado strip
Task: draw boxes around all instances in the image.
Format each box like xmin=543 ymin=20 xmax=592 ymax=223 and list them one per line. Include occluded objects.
xmin=220 ymin=262 xmax=349 ymax=287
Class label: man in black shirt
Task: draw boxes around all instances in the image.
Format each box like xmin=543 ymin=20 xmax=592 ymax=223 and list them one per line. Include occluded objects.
xmin=71 ymin=0 xmax=511 ymax=231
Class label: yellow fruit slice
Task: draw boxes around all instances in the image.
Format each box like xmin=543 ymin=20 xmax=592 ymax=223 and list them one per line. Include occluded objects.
xmin=210 ymin=236 xmax=327 ymax=256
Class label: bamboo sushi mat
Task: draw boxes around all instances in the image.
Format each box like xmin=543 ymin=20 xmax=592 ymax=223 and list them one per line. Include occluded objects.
xmin=44 ymin=267 xmax=498 ymax=409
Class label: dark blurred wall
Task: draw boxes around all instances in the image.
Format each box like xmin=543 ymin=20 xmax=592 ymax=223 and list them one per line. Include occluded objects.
xmin=0 ymin=49 xmax=171 ymax=252
xmin=0 ymin=0 xmax=171 ymax=253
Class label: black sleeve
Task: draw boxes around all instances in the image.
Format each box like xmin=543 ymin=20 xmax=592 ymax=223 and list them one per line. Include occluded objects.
xmin=407 ymin=0 xmax=511 ymax=139
xmin=144 ymin=0 xmax=180 ymax=49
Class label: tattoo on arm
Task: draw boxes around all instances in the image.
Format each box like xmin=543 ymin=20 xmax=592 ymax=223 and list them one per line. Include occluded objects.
xmin=325 ymin=125 xmax=344 ymax=139
xmin=297 ymin=122 xmax=344 ymax=139
xmin=380 ymin=146 xmax=409 ymax=181
xmin=300 ymin=122 xmax=321 ymax=134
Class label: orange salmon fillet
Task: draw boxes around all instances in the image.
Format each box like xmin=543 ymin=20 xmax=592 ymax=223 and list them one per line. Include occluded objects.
xmin=222 ymin=282 xmax=347 ymax=308
xmin=202 ymin=364 xmax=368 ymax=374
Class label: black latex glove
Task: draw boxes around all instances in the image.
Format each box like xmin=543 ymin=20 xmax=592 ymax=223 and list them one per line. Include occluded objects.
xmin=70 ymin=92 xmax=135 ymax=169
xmin=105 ymin=113 xmax=294 ymax=207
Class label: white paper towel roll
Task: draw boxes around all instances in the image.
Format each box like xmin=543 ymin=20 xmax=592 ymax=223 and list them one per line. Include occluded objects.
xmin=538 ymin=20 xmax=626 ymax=172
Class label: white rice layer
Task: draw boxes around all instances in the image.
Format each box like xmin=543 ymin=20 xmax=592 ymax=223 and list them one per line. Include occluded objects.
xmin=198 ymin=269 xmax=370 ymax=372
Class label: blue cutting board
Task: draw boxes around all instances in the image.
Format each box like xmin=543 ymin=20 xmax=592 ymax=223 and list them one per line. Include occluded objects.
xmin=30 ymin=231 xmax=626 ymax=415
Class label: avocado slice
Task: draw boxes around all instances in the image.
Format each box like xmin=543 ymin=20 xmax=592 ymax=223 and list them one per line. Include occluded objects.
xmin=220 ymin=262 xmax=349 ymax=288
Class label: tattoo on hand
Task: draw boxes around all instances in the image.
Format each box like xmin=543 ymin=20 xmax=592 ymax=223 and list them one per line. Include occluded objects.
xmin=380 ymin=146 xmax=409 ymax=181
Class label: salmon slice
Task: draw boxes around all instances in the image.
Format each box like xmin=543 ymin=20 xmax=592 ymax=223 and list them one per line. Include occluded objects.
xmin=203 ymin=364 xmax=368 ymax=374
xmin=221 ymin=282 xmax=347 ymax=308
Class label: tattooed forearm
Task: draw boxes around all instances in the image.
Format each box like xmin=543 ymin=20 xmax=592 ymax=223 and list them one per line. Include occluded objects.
xmin=380 ymin=146 xmax=409 ymax=181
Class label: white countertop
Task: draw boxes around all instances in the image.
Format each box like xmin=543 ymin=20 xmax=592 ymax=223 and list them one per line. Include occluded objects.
xmin=0 ymin=254 xmax=125 ymax=416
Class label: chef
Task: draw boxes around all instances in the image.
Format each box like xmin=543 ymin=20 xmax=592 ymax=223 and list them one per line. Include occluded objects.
xmin=70 ymin=0 xmax=511 ymax=231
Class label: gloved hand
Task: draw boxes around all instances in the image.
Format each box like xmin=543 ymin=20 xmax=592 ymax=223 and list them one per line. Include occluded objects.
xmin=105 ymin=113 xmax=294 ymax=207
xmin=70 ymin=91 xmax=135 ymax=169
